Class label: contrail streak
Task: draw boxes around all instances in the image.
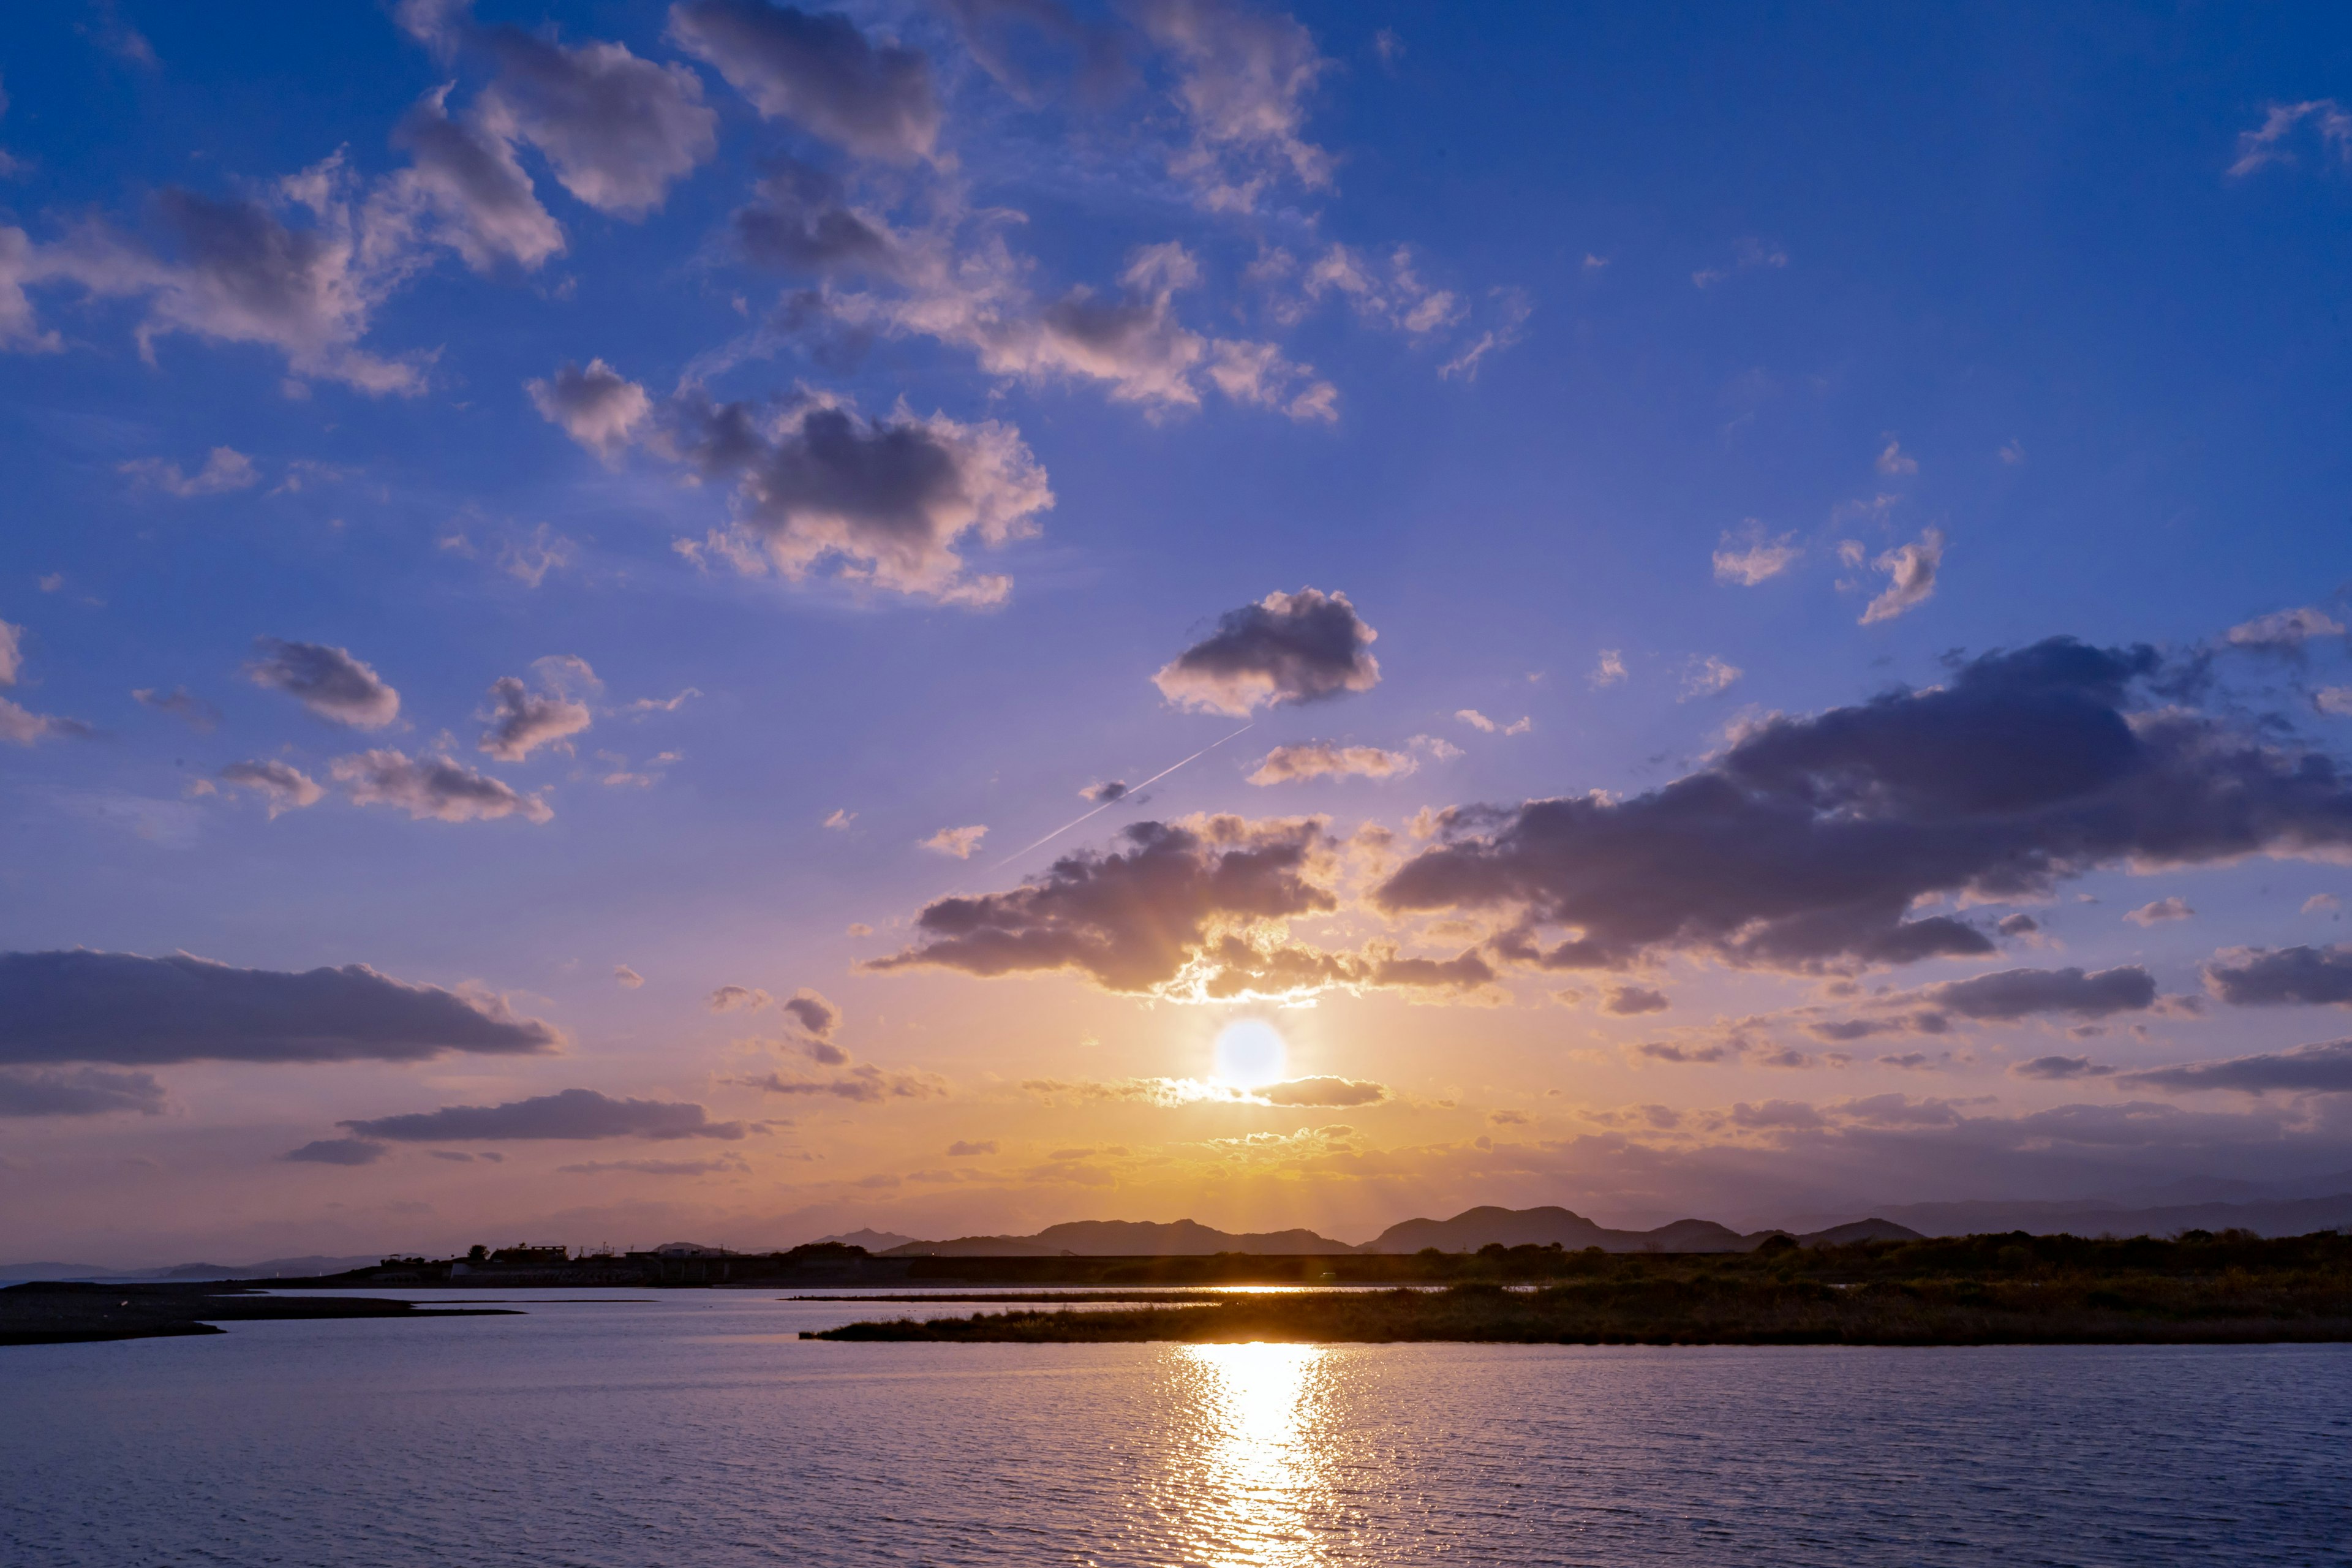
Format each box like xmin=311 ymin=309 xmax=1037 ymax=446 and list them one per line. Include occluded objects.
xmin=990 ymin=723 xmax=1254 ymax=871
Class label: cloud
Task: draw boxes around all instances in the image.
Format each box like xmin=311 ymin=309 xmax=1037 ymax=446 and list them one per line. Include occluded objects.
xmin=1082 ymin=780 xmax=1131 ymax=802
xmin=668 ymin=0 xmax=940 ymax=163
xmin=732 ymin=155 xmax=899 ymax=274
xmin=0 ymin=949 xmax=557 ymax=1065
xmin=333 ymin=750 xmax=553 ymax=824
xmin=527 ymin=360 xmax=652 ymax=460
xmin=1375 ymin=637 xmax=2352 ymax=974
xmin=1860 ymin=528 xmax=1944 ymax=624
xmin=121 ymin=446 xmax=259 ymax=497
xmin=283 ymin=1137 xmax=390 ymax=1165
xmin=1605 ymin=985 xmax=1671 ymax=1016
xmin=558 ymin=1155 xmax=748 ymax=1176
xmin=1590 ymin=649 xmax=1627 ymax=688
xmin=1436 ymin=287 xmax=1533 ymax=383
xmin=2226 ymin=606 xmax=2345 ymax=650
xmin=0 ymin=1066 xmax=167 ymax=1118
xmin=133 ymin=687 xmax=222 ymax=731
xmin=824 ymin=808 xmax=856 ymax=829
xmin=921 ymin=824 xmax=989 ymax=859
xmin=2011 ymin=1055 xmax=2115 ymax=1081
xmin=1255 ymin=1076 xmax=1387 ymax=1107
xmin=1712 ymin=522 xmax=1800 ymax=586
xmin=1454 ymin=710 xmax=1531 ymax=736
xmin=2305 ymin=894 xmax=2342 ymax=916
xmin=781 ymin=988 xmax=840 ymax=1039
xmin=740 ymin=1063 xmax=941 ymax=1101
xmin=1875 ymin=438 xmax=1918 ymax=477
xmin=1928 ymin=965 xmax=2157 ymax=1020
xmin=244 ymin=638 xmax=401 ymax=729
xmin=1996 ymin=913 xmax=2040 ymax=937
xmin=478 ymin=657 xmax=599 ymax=761
xmin=219 ymin=760 xmax=325 ymax=818
xmin=2229 ymin=99 xmax=2352 ymax=178
xmin=1691 ymin=236 xmax=1787 ymax=288
xmin=1153 ymin=587 xmax=1378 ymax=716
xmin=946 ymin=1138 xmax=997 ymax=1156
xmin=382 ymin=85 xmax=564 ymax=273
xmin=1246 ymin=742 xmax=1414 ymax=785
xmin=0 ymin=620 xmax=20 ymax=688
xmin=663 ymin=396 xmax=1052 ymax=606
xmin=475 ymin=28 xmax=716 ymax=217
xmin=2320 ymin=688 xmax=2352 ymax=719
xmin=708 ymin=986 xmax=774 ymax=1012
xmin=1134 ymin=0 xmax=1332 ymax=212
xmin=2205 ymin=944 xmax=2352 ymax=1008
xmin=2124 ymin=1039 xmax=2352 ymax=1096
xmin=344 ymin=1087 xmax=747 ymax=1142
xmin=614 ymin=965 xmax=644 ymax=989
xmin=2125 ymin=896 xmax=2194 ymax=927
xmin=1678 ymin=656 xmax=1742 ymax=700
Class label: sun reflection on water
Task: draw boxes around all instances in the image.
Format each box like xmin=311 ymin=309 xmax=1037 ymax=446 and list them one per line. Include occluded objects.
xmin=1165 ymin=1342 xmax=1340 ymax=1566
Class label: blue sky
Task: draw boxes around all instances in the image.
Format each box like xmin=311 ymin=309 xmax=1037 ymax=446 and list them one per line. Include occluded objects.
xmin=4 ymin=1 xmax=2351 ymax=1264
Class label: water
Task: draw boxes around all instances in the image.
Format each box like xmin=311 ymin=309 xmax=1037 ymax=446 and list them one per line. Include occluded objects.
xmin=4 ymin=1289 xmax=2348 ymax=1566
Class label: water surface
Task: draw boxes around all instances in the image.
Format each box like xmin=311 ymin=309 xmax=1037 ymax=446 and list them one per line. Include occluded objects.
xmin=4 ymin=1290 xmax=2345 ymax=1565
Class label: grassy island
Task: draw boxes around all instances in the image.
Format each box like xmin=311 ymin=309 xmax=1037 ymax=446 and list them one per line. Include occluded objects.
xmin=804 ymin=1230 xmax=2352 ymax=1347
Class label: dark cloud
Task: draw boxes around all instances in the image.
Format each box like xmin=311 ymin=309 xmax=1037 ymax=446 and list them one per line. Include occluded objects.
xmin=388 ymin=85 xmax=564 ymax=272
xmin=1928 ymin=965 xmax=2157 ymax=1020
xmin=1638 ymin=1041 xmax=1733 ymax=1065
xmin=283 ymin=1137 xmax=390 ymax=1166
xmin=867 ymin=815 xmax=1336 ymax=995
xmin=0 ymin=1066 xmax=166 ymax=1118
xmin=946 ymin=1138 xmax=998 ymax=1156
xmin=1152 ymin=587 xmax=1380 ymax=716
xmin=668 ymin=0 xmax=941 ymax=162
xmin=1082 ymin=780 xmax=1130 ymax=802
xmin=476 ymin=28 xmax=717 ymax=218
xmin=1996 ymin=913 xmax=2040 ymax=937
xmin=558 ymin=1155 xmax=748 ymax=1176
xmin=333 ymin=749 xmax=553 ymax=824
xmin=2206 ymin=944 xmax=2352 ymax=1008
xmin=132 ymin=686 xmax=222 ymax=732
xmin=2012 ymin=1055 xmax=2116 ymax=1080
xmin=0 ymin=949 xmax=557 ymax=1065
xmin=1379 ymin=638 xmax=2352 ymax=973
xmin=219 ymin=760 xmax=325 ymax=818
xmin=478 ymin=658 xmax=598 ymax=762
xmin=2124 ymin=1039 xmax=2352 ymax=1095
xmin=245 ymin=638 xmax=401 ymax=729
xmin=733 ymin=156 xmax=898 ymax=274
xmin=341 ymin=1087 xmax=747 ymax=1142
xmin=933 ymin=0 xmax=1133 ymax=107
xmin=739 ymin=1063 xmax=940 ymax=1101
xmin=1256 ymin=1075 xmax=1387 ymax=1107
xmin=663 ymin=397 xmax=1052 ymax=606
xmin=781 ymin=988 xmax=839 ymax=1040
xmin=527 ymin=358 xmax=653 ymax=459
xmin=1605 ymin=984 xmax=1670 ymax=1016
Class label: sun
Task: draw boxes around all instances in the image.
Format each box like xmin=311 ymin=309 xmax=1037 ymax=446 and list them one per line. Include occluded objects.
xmin=1212 ymin=1018 xmax=1289 ymax=1088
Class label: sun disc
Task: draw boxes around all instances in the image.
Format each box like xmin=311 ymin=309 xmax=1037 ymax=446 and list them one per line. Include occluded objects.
xmin=1212 ymin=1019 xmax=1288 ymax=1088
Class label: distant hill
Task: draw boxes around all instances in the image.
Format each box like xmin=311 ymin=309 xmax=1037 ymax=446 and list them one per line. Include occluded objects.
xmin=813 ymin=1229 xmax=922 ymax=1253
xmin=153 ymin=1255 xmax=387 ymax=1281
xmin=884 ymin=1219 xmax=1357 ymax=1257
xmin=1872 ymin=1193 xmax=2352 ymax=1240
xmin=0 ymin=1262 xmax=120 ymax=1282
xmin=1359 ymin=1206 xmax=1924 ymax=1253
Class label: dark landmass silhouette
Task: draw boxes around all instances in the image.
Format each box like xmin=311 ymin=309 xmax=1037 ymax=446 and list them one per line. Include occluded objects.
xmin=883 ymin=1219 xmax=1359 ymax=1257
xmin=808 ymin=1229 xmax=2352 ymax=1346
xmin=0 ymin=1282 xmax=514 ymax=1346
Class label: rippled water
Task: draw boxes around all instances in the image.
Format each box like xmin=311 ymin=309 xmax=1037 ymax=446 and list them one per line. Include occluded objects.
xmin=4 ymin=1289 xmax=2348 ymax=1565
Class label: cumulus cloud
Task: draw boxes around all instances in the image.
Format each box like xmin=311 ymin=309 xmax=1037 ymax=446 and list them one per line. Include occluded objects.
xmin=121 ymin=445 xmax=259 ymax=497
xmin=284 ymin=1137 xmax=390 ymax=1165
xmin=219 ymin=760 xmax=325 ymax=818
xmin=333 ymin=750 xmax=553 ymax=824
xmin=527 ymin=360 xmax=652 ymax=459
xmin=1928 ymin=965 xmax=2157 ymax=1020
xmin=664 ymin=396 xmax=1052 ymax=606
xmin=1376 ymin=638 xmax=2352 ymax=974
xmin=1255 ymin=1075 xmax=1387 ymax=1107
xmin=921 ymin=824 xmax=989 ymax=859
xmin=1860 ymin=528 xmax=1944 ymax=624
xmin=614 ymin=965 xmax=644 ymax=988
xmin=1605 ymin=985 xmax=1671 ymax=1016
xmin=1134 ymin=0 xmax=1331 ymax=212
xmin=732 ymin=154 xmax=899 ymax=274
xmin=559 ymin=1154 xmax=748 ymax=1176
xmin=1713 ymin=522 xmax=1800 ymax=586
xmin=2206 ymin=944 xmax=2352 ymax=1008
xmin=740 ymin=1062 xmax=941 ymax=1101
xmin=2125 ymin=896 xmax=2194 ymax=927
xmin=478 ymin=656 xmax=598 ymax=761
xmin=2226 ymin=606 xmax=2345 ymax=651
xmin=0 ymin=949 xmax=557 ymax=1065
xmin=133 ymin=687 xmax=222 ymax=731
xmin=475 ymin=28 xmax=716 ymax=217
xmin=1996 ymin=913 xmax=2041 ymax=937
xmin=1455 ymin=710 xmax=1531 ymax=735
xmin=1678 ymin=655 xmax=1741 ymax=700
xmin=780 ymin=988 xmax=839 ymax=1040
xmin=1082 ymin=780 xmax=1131 ymax=802
xmin=708 ymin=986 xmax=774 ymax=1011
xmin=1246 ymin=742 xmax=1413 ymax=785
xmin=0 ymin=620 xmax=20 ymax=687
xmin=946 ymin=1138 xmax=997 ymax=1156
xmin=244 ymin=638 xmax=401 ymax=729
xmin=342 ymin=1087 xmax=747 ymax=1141
xmin=1590 ymin=649 xmax=1627 ymax=688
xmin=1153 ymin=587 xmax=1378 ymax=716
xmin=383 ymin=85 xmax=565 ymax=273
xmin=2124 ymin=1039 xmax=2352 ymax=1096
xmin=1875 ymin=437 xmax=1918 ymax=477
xmin=668 ymin=0 xmax=940 ymax=163
xmin=0 ymin=1066 xmax=167 ymax=1118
